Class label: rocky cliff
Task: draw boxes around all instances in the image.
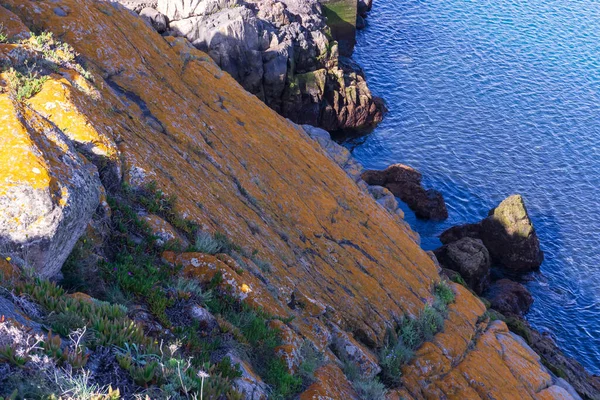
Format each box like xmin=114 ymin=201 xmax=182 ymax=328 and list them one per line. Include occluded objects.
xmin=116 ymin=0 xmax=385 ymax=132
xmin=0 ymin=1 xmax=590 ymax=399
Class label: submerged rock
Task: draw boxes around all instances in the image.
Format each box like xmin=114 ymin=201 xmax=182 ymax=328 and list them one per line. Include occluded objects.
xmin=362 ymin=164 xmax=448 ymax=220
xmin=485 ymin=279 xmax=533 ymax=316
xmin=441 ymin=194 xmax=544 ymax=272
xmin=434 ymin=237 xmax=491 ymax=294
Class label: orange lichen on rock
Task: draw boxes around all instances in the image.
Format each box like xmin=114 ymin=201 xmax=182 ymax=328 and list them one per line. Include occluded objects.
xmin=27 ymin=76 xmax=119 ymax=162
xmin=162 ymin=251 xmax=288 ymax=317
xmin=300 ymin=363 xmax=360 ymax=400
xmin=2 ymin=0 xmax=443 ymax=344
xmin=0 ymin=5 xmax=30 ymax=41
xmin=399 ymin=285 xmax=562 ymax=399
xmin=0 ymin=2 xmax=576 ymax=398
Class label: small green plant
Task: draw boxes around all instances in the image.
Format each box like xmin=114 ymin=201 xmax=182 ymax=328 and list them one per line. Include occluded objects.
xmin=434 ymin=280 xmax=455 ymax=307
xmin=265 ymin=358 xmax=302 ymax=398
xmin=194 ymin=231 xmax=222 ymax=255
xmin=252 ymin=257 xmax=272 ymax=273
xmin=6 ymin=67 xmax=47 ymax=101
xmin=378 ymin=282 xmax=455 ymax=388
xmin=0 ymin=345 xmax=29 ymax=367
xmin=298 ymin=341 xmax=325 ymax=385
xmin=352 ymin=378 xmax=388 ymax=400
xmin=46 ymin=311 xmax=86 ymax=337
xmin=0 ymin=24 xmax=8 ymax=43
xmin=173 ymin=277 xmax=212 ymax=303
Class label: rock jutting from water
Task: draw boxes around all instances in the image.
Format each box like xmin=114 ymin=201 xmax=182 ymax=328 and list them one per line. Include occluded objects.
xmin=361 ymin=163 xmax=449 ymax=220
xmin=118 ymin=0 xmax=386 ymax=131
xmin=440 ymin=194 xmax=544 ymax=272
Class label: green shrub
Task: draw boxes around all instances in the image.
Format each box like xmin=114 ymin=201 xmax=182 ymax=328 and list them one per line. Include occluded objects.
xmin=378 ymin=282 xmax=456 ymax=388
xmin=194 ymin=231 xmax=222 ymax=255
xmin=46 ymin=311 xmax=86 ymax=337
xmin=379 ymin=340 xmax=413 ymax=387
xmin=0 ymin=25 xmax=8 ymax=44
xmin=352 ymin=378 xmax=388 ymax=400
xmin=419 ymin=305 xmax=444 ymax=341
xmin=434 ymin=280 xmax=455 ymax=306
xmin=265 ymin=358 xmax=302 ymax=398
xmin=6 ymin=68 xmax=47 ymax=101
xmin=298 ymin=341 xmax=325 ymax=385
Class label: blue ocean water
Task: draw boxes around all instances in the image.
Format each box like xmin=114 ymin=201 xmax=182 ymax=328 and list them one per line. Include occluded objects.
xmin=348 ymin=0 xmax=600 ymax=373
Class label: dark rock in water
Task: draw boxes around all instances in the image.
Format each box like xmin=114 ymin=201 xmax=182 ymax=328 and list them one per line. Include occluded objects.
xmin=356 ymin=14 xmax=366 ymax=30
xmin=358 ymin=0 xmax=372 ymax=17
xmin=485 ymin=278 xmax=533 ymax=316
xmin=440 ymin=194 xmax=543 ymax=272
xmin=434 ymin=237 xmax=491 ymax=294
xmin=482 ymin=194 xmax=544 ymax=271
xmin=439 ymin=222 xmax=481 ymax=244
xmin=361 ymin=164 xmax=448 ymax=220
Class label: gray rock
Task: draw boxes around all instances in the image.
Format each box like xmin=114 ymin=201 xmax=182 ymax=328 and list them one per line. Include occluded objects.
xmin=0 ymin=110 xmax=101 ymax=278
xmin=555 ymin=378 xmax=583 ymax=400
xmin=188 ymin=304 xmax=218 ymax=332
xmin=117 ymin=0 xmax=158 ymax=13
xmin=53 ymin=7 xmax=68 ymax=17
xmin=368 ymin=185 xmax=398 ymax=214
xmin=139 ymin=7 xmax=168 ymax=33
xmin=157 ymin=0 xmax=235 ymax=20
xmin=227 ymin=351 xmax=269 ymax=399
xmin=433 ymin=237 xmax=491 ymax=294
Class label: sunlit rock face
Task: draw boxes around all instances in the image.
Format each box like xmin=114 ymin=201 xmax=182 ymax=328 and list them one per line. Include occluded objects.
xmin=0 ymin=1 xmax=578 ymax=397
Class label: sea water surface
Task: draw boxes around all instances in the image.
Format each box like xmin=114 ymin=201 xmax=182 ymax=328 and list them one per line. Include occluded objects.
xmin=348 ymin=0 xmax=600 ymax=373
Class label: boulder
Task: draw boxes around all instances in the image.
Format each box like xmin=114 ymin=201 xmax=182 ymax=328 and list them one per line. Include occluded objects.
xmin=358 ymin=0 xmax=372 ymax=17
xmin=139 ymin=7 xmax=168 ymax=33
xmin=0 ymin=97 xmax=101 ymax=278
xmin=440 ymin=195 xmax=543 ymax=272
xmin=361 ymin=164 xmax=448 ymax=220
xmin=485 ymin=279 xmax=533 ymax=316
xmin=433 ymin=237 xmax=491 ymax=294
xmin=188 ymin=304 xmax=218 ymax=332
xmin=117 ymin=0 xmax=158 ymax=13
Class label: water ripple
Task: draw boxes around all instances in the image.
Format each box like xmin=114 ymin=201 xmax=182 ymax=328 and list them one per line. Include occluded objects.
xmin=350 ymin=0 xmax=600 ymax=373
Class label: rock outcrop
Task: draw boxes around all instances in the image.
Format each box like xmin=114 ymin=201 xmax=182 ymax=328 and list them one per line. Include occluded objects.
xmin=440 ymin=194 xmax=544 ymax=272
xmin=362 ymin=163 xmax=449 ymax=220
xmin=485 ymin=279 xmax=534 ymax=316
xmin=0 ymin=1 xmax=593 ymax=399
xmin=434 ymin=237 xmax=491 ymax=294
xmin=117 ymin=0 xmax=385 ymax=131
xmin=0 ymin=91 xmax=101 ymax=278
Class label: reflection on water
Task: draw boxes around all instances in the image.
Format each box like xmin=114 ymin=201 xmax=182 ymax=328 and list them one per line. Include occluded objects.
xmin=348 ymin=0 xmax=600 ymax=373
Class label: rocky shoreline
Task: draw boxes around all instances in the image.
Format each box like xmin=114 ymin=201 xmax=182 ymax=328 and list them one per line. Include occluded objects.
xmin=0 ymin=0 xmax=598 ymax=398
xmin=117 ymin=0 xmax=385 ymax=132
xmin=313 ymin=130 xmax=600 ymax=399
